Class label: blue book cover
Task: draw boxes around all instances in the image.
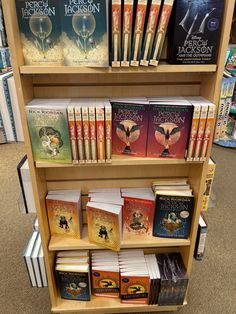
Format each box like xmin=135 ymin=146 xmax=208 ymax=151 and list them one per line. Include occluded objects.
xmin=15 ymin=0 xmax=63 ymax=65
xmin=57 ymin=270 xmax=91 ymax=301
xmin=60 ymin=0 xmax=109 ymax=67
xmin=153 ymin=194 xmax=194 ymax=239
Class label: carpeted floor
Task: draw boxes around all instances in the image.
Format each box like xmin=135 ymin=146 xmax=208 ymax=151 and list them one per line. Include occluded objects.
xmin=0 ymin=143 xmax=235 ymax=314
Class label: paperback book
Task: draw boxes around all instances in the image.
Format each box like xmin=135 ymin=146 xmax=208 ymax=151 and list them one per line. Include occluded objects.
xmin=111 ymin=0 xmax=122 ymax=67
xmin=121 ymin=0 xmax=134 ymax=67
xmin=15 ymin=0 xmax=63 ymax=65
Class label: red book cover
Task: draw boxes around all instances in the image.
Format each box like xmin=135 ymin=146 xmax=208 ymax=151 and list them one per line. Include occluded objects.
xmin=123 ymin=197 xmax=155 ymax=239
xmin=111 ymin=101 xmax=149 ymax=157
xmin=146 ymin=104 xmax=193 ymax=159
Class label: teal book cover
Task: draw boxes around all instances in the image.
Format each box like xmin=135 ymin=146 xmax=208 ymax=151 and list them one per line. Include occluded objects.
xmin=26 ymin=105 xmax=72 ymax=163
xmin=60 ymin=0 xmax=109 ymax=67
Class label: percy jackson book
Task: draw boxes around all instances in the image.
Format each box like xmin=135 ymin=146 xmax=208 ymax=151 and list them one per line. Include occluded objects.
xmin=111 ymin=0 xmax=122 ymax=67
xmin=111 ymin=101 xmax=149 ymax=157
xmin=60 ymin=0 xmax=109 ymax=66
xmin=146 ymin=102 xmax=193 ymax=159
xmin=121 ymin=0 xmax=134 ymax=67
xmin=15 ymin=0 xmax=63 ymax=65
xmin=168 ymin=0 xmax=224 ymax=64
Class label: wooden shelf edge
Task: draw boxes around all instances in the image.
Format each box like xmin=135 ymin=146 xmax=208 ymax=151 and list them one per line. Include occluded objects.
xmin=20 ymin=64 xmax=217 ymax=75
xmin=52 ymin=296 xmax=187 ymax=313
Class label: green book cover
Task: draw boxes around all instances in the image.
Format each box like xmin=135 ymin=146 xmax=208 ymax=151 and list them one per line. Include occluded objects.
xmin=26 ymin=104 xmax=72 ymax=163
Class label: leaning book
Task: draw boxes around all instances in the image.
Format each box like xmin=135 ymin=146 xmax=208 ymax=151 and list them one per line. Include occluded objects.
xmin=60 ymin=0 xmax=109 ymax=67
xmin=26 ymin=101 xmax=72 ymax=163
xmin=15 ymin=0 xmax=63 ymax=65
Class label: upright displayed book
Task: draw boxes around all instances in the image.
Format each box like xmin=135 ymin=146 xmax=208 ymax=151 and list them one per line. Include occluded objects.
xmin=60 ymin=0 xmax=109 ymax=67
xmin=168 ymin=0 xmax=224 ymax=64
xmin=111 ymin=0 xmax=122 ymax=67
xmin=214 ymin=78 xmax=228 ymax=141
xmin=194 ymin=213 xmax=208 ymax=260
xmin=202 ymin=158 xmax=216 ymax=211
xmin=121 ymin=0 xmax=134 ymax=67
xmin=15 ymin=0 xmax=63 ymax=65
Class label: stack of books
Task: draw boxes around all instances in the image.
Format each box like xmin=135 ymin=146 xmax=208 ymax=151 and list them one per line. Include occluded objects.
xmin=145 ymin=254 xmax=160 ymax=305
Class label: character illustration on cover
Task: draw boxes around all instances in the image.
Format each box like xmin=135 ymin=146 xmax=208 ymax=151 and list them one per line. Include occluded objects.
xmin=98 ymin=225 xmax=113 ymax=241
xmin=99 ymin=279 xmax=117 ymax=289
xmin=66 ymin=282 xmax=82 ymax=296
xmin=162 ymin=212 xmax=182 ymax=232
xmin=127 ymin=284 xmax=145 ymax=294
xmin=130 ymin=210 xmax=147 ymax=232
xmin=59 ymin=215 xmax=72 ymax=230
xmin=39 ymin=127 xmax=63 ymax=157
xmin=116 ymin=120 xmax=141 ymax=154
xmin=155 ymin=123 xmax=181 ymax=157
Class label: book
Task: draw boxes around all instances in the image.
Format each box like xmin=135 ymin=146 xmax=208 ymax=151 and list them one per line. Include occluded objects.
xmin=153 ymin=192 xmax=194 ymax=239
xmin=214 ymin=78 xmax=228 ymax=141
xmin=111 ymin=0 xmax=122 ymax=67
xmin=105 ymin=101 xmax=112 ymax=162
xmin=96 ymin=102 xmax=105 ymax=163
xmin=140 ymin=0 xmax=162 ymax=66
xmin=74 ymin=102 xmax=85 ymax=164
xmin=26 ymin=100 xmax=72 ymax=163
xmin=168 ymin=0 xmax=224 ymax=64
xmin=67 ymin=106 xmax=78 ymax=164
xmin=31 ymin=233 xmax=43 ymax=288
xmin=130 ymin=0 xmax=148 ymax=66
xmin=193 ymin=103 xmax=208 ymax=161
xmin=111 ymin=101 xmax=149 ymax=157
xmin=60 ymin=0 xmax=109 ymax=67
xmin=15 ymin=0 xmax=63 ymax=65
xmin=46 ymin=192 xmax=82 ymax=238
xmin=149 ymin=0 xmax=174 ymax=66
xmin=146 ymin=102 xmax=193 ymax=159
xmin=56 ymin=264 xmax=91 ymax=301
xmin=38 ymin=245 xmax=48 ymax=287
xmin=86 ymin=201 xmax=122 ymax=251
xmin=121 ymin=0 xmax=134 ymax=67
xmin=122 ymin=195 xmax=155 ymax=240
xmin=194 ymin=213 xmax=208 ymax=260
xmin=0 ymin=109 xmax=7 ymax=143
xmin=57 ymin=250 xmax=89 ymax=258
xmin=202 ymin=157 xmax=216 ymax=211
xmin=145 ymin=254 xmax=160 ymax=305
xmin=200 ymin=103 xmax=215 ymax=161
xmin=88 ymin=104 xmax=97 ymax=163
xmin=81 ymin=103 xmax=92 ymax=163
xmin=33 ymin=217 xmax=39 ymax=231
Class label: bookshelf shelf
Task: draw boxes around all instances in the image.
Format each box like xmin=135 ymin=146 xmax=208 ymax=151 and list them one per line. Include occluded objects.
xmin=49 ymin=227 xmax=190 ymax=251
xmin=52 ymin=296 xmax=185 ymax=313
xmin=19 ymin=64 xmax=217 ymax=75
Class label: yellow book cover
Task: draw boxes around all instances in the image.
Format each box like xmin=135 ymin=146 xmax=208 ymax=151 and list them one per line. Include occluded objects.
xmin=202 ymin=158 xmax=216 ymax=211
xmin=86 ymin=202 xmax=122 ymax=251
xmin=46 ymin=194 xmax=82 ymax=238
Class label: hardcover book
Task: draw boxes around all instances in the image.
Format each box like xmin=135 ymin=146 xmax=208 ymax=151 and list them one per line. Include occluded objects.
xmin=146 ymin=103 xmax=193 ymax=159
xmin=111 ymin=0 xmax=122 ymax=67
xmin=121 ymin=0 xmax=134 ymax=67
xmin=153 ymin=193 xmax=194 ymax=238
xmin=111 ymin=101 xmax=149 ymax=157
xmin=26 ymin=102 xmax=72 ymax=163
xmin=15 ymin=0 xmax=63 ymax=65
xmin=60 ymin=0 xmax=109 ymax=67
xmin=186 ymin=103 xmax=201 ymax=161
xmin=168 ymin=0 xmax=224 ymax=64
xmin=193 ymin=104 xmax=208 ymax=161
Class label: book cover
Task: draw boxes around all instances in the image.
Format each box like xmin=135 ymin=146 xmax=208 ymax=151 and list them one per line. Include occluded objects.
xmin=60 ymin=0 xmax=109 ymax=67
xmin=193 ymin=104 xmax=208 ymax=161
xmin=111 ymin=101 xmax=149 ymax=157
xmin=96 ymin=105 xmax=105 ymax=163
xmin=153 ymin=194 xmax=194 ymax=238
xmin=87 ymin=202 xmax=122 ymax=251
xmin=15 ymin=0 xmax=63 ymax=65
xmin=194 ymin=213 xmax=208 ymax=260
xmin=56 ymin=269 xmax=90 ymax=301
xmin=140 ymin=0 xmax=162 ymax=66
xmin=111 ymin=0 xmax=122 ymax=67
xmin=186 ymin=104 xmax=201 ymax=161
xmin=123 ymin=197 xmax=155 ymax=239
xmin=214 ymin=78 xmax=228 ymax=141
xmin=149 ymin=0 xmax=174 ymax=66
xmin=146 ymin=104 xmax=193 ymax=159
xmin=168 ymin=0 xmax=224 ymax=64
xmin=202 ymin=157 xmax=216 ymax=211
xmin=81 ymin=105 xmax=92 ymax=163
xmin=92 ymin=269 xmax=120 ymax=298
xmin=46 ymin=197 xmax=82 ymax=238
xmin=26 ymin=105 xmax=72 ymax=163
xmin=121 ymin=0 xmax=134 ymax=67
xmin=200 ymin=103 xmax=215 ymax=161
xmin=105 ymin=102 xmax=112 ymax=162
xmin=130 ymin=0 xmax=148 ymax=66
xmin=67 ymin=106 xmax=78 ymax=164
xmin=225 ymin=45 xmax=236 ymax=75
xmin=74 ymin=105 xmax=85 ymax=163
xmin=88 ymin=105 xmax=97 ymax=163
xmin=120 ymin=275 xmax=150 ymax=304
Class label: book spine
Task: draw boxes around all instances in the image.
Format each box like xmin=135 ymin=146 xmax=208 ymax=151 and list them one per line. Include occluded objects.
xmin=82 ymin=106 xmax=92 ymax=163
xmin=149 ymin=0 xmax=174 ymax=66
xmin=0 ymin=48 xmax=7 ymax=68
xmin=140 ymin=0 xmax=162 ymax=66
xmin=186 ymin=104 xmax=201 ymax=161
xmin=89 ymin=106 xmax=97 ymax=163
xmin=75 ymin=106 xmax=85 ymax=164
xmin=193 ymin=105 xmax=208 ymax=161
xmin=0 ymin=110 xmax=7 ymax=143
xmin=130 ymin=0 xmax=148 ymax=66
xmin=214 ymin=78 xmax=228 ymax=141
xmin=67 ymin=106 xmax=78 ymax=164
xmin=202 ymin=159 xmax=216 ymax=211
xmin=121 ymin=0 xmax=134 ymax=67
xmin=194 ymin=225 xmax=207 ymax=261
xmin=105 ymin=103 xmax=112 ymax=163
xmin=200 ymin=104 xmax=215 ymax=161
xmin=96 ymin=106 xmax=106 ymax=163
xmin=112 ymin=0 xmax=122 ymax=67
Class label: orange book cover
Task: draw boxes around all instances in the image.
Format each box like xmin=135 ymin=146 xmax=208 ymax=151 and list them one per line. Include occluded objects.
xmin=200 ymin=104 xmax=215 ymax=161
xmin=194 ymin=105 xmax=208 ymax=161
xmin=82 ymin=105 xmax=92 ymax=163
xmin=186 ymin=104 xmax=201 ymax=161
xmin=92 ymin=269 xmax=120 ymax=298
xmin=46 ymin=198 xmax=82 ymax=238
xmin=75 ymin=105 xmax=85 ymax=164
xmin=89 ymin=105 xmax=97 ymax=163
xmin=120 ymin=275 xmax=150 ymax=304
xmin=96 ymin=106 xmax=105 ymax=163
xmin=68 ymin=106 xmax=78 ymax=163
xmin=105 ymin=102 xmax=112 ymax=163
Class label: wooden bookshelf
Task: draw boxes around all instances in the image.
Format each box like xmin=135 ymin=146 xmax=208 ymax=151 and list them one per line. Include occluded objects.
xmin=3 ymin=0 xmax=234 ymax=313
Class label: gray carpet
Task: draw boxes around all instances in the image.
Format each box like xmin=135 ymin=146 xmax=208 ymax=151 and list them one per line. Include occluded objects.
xmin=0 ymin=143 xmax=235 ymax=314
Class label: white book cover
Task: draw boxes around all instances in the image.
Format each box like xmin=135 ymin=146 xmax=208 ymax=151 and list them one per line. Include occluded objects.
xmin=23 ymin=231 xmax=38 ymax=287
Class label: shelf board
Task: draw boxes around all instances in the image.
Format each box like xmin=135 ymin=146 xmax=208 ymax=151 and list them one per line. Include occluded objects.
xmin=49 ymin=226 xmax=190 ymax=251
xmin=36 ymin=155 xmax=202 ymax=168
xmin=52 ymin=296 xmax=186 ymax=313
xmin=20 ymin=64 xmax=217 ymax=75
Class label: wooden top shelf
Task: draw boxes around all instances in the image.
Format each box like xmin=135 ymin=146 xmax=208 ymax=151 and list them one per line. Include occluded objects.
xmin=20 ymin=64 xmax=217 ymax=75
xmin=52 ymin=296 xmax=186 ymax=313
xmin=49 ymin=226 xmax=190 ymax=251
